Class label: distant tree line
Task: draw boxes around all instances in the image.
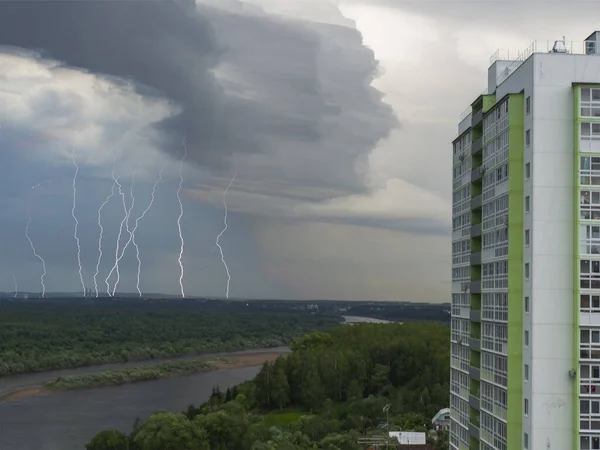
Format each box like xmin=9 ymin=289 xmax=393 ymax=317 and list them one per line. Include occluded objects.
xmin=87 ymin=322 xmax=450 ymax=450
xmin=0 ymin=302 xmax=339 ymax=376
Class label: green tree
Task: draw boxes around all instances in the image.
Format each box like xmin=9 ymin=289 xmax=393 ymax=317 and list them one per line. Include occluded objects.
xmin=86 ymin=430 xmax=130 ymax=450
xmin=301 ymin=368 xmax=325 ymax=411
xmin=346 ymin=379 xmax=363 ymax=401
xmin=133 ymin=412 xmax=209 ymax=450
xmin=434 ymin=430 xmax=450 ymax=450
xmin=272 ymin=363 xmax=291 ymax=410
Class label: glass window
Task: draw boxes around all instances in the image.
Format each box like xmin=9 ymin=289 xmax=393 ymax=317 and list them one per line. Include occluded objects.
xmin=526 ymin=96 xmax=530 ymax=115
xmin=525 ymin=196 xmax=530 ymax=212
xmin=525 ymin=229 xmax=530 ymax=245
xmin=525 ymin=129 xmax=531 ymax=146
xmin=525 ymin=162 xmax=530 ymax=179
xmin=524 ymin=296 xmax=530 ymax=313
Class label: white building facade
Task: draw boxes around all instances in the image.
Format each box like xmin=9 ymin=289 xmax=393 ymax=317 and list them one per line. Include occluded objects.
xmin=450 ymin=32 xmax=600 ymax=450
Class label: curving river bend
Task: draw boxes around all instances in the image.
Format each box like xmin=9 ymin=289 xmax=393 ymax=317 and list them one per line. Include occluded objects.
xmin=0 ymin=347 xmax=289 ymax=450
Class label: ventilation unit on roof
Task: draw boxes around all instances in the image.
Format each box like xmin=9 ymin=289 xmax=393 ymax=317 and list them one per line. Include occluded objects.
xmin=551 ymin=38 xmax=568 ymax=53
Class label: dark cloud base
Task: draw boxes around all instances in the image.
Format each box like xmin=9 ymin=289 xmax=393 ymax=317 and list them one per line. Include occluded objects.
xmin=0 ymin=0 xmax=396 ymax=202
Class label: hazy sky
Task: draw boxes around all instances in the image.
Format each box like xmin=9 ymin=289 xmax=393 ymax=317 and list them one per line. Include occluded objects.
xmin=1 ymin=0 xmax=598 ymax=301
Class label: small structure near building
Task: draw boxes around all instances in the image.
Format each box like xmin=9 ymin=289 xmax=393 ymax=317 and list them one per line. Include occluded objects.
xmin=431 ymin=407 xmax=450 ymax=431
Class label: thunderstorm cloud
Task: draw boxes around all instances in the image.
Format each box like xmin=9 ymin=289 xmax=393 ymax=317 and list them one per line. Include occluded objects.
xmin=0 ymin=0 xmax=411 ymax=300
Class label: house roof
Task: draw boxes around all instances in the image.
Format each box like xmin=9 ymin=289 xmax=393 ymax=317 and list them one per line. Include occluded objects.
xmin=431 ymin=408 xmax=450 ymax=424
xmin=389 ymin=431 xmax=426 ymax=445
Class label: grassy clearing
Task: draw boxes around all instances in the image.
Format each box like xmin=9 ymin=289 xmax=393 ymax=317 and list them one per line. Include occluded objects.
xmin=44 ymin=359 xmax=214 ymax=391
xmin=263 ymin=409 xmax=305 ymax=427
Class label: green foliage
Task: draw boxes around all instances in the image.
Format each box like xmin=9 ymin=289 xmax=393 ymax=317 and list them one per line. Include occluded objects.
xmin=87 ymin=322 xmax=450 ymax=450
xmin=263 ymin=410 xmax=304 ymax=428
xmin=85 ymin=430 xmax=130 ymax=450
xmin=0 ymin=303 xmax=338 ymax=375
xmin=45 ymin=360 xmax=212 ymax=390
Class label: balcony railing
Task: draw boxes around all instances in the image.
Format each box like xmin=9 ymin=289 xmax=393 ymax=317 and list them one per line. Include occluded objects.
xmin=469 ymin=423 xmax=480 ymax=440
xmin=471 ymin=109 xmax=483 ymax=127
xmin=471 ymin=136 xmax=482 ymax=156
xmin=469 ymin=366 xmax=481 ymax=381
xmin=471 ymin=194 xmax=482 ymax=210
xmin=470 ymin=223 xmax=481 ymax=238
xmin=469 ymin=395 xmax=480 ymax=411
xmin=470 ymin=310 xmax=481 ymax=324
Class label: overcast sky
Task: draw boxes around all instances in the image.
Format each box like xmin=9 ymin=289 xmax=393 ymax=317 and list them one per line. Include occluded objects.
xmin=1 ymin=0 xmax=598 ymax=301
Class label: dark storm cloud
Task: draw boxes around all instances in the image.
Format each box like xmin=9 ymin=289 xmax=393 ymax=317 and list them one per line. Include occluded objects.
xmin=0 ymin=0 xmax=397 ymax=199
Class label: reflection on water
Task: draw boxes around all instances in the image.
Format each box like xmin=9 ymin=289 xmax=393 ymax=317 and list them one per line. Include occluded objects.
xmin=0 ymin=366 xmax=261 ymax=450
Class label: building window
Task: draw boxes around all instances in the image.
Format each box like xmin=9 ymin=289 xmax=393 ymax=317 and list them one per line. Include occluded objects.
xmin=525 ymin=263 xmax=530 ymax=279
xmin=580 ymin=436 xmax=600 ymax=450
xmin=526 ymin=129 xmax=531 ymax=146
xmin=580 ymin=259 xmax=600 ymax=289
xmin=525 ymin=229 xmax=530 ymax=246
xmin=580 ymin=156 xmax=600 ymax=185
xmin=525 ymin=296 xmax=530 ymax=313
xmin=581 ymin=190 xmax=600 ymax=220
xmin=581 ymin=122 xmax=600 ymax=141
xmin=526 ymin=96 xmax=531 ymax=115
xmin=524 ymin=330 xmax=530 ymax=347
xmin=525 ymin=196 xmax=530 ymax=212
xmin=581 ymin=294 xmax=600 ymax=313
xmin=581 ymin=87 xmax=600 ymax=117
xmin=524 ymin=364 xmax=529 ymax=381
xmin=525 ymin=162 xmax=531 ymax=179
xmin=524 ymin=398 xmax=529 ymax=416
xmin=524 ymin=432 xmax=529 ymax=449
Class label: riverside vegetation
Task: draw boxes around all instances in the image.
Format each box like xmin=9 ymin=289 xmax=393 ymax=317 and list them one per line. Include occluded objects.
xmin=0 ymin=301 xmax=339 ymax=376
xmin=44 ymin=359 xmax=216 ymax=390
xmin=87 ymin=322 xmax=450 ymax=450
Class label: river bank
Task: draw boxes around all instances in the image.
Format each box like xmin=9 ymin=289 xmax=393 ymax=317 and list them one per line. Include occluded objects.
xmin=0 ymin=365 xmax=268 ymax=450
xmin=0 ymin=347 xmax=289 ymax=404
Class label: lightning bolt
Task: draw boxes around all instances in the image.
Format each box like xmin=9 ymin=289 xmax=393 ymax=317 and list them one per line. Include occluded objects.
xmin=215 ymin=166 xmax=237 ymax=299
xmin=105 ymin=166 xmax=127 ymax=296
xmin=25 ymin=180 xmax=52 ymax=298
xmin=11 ymin=272 xmax=17 ymax=299
xmin=71 ymin=149 xmax=86 ymax=297
xmin=133 ymin=168 xmax=164 ymax=297
xmin=176 ymin=137 xmax=187 ymax=298
xmin=106 ymin=168 xmax=139 ymax=297
xmin=93 ymin=162 xmax=118 ymax=298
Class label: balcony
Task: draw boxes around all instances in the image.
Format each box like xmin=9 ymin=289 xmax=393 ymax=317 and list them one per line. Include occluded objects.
xmin=469 ymin=395 xmax=480 ymax=411
xmin=470 ymin=223 xmax=481 ymax=238
xmin=470 ymin=309 xmax=481 ymax=323
xmin=470 ymin=281 xmax=481 ymax=294
xmin=470 ymin=252 xmax=481 ymax=266
xmin=469 ymin=366 xmax=481 ymax=381
xmin=471 ymin=136 xmax=482 ymax=155
xmin=471 ymin=109 xmax=483 ymax=127
xmin=469 ymin=423 xmax=480 ymax=440
xmin=471 ymin=165 xmax=483 ymax=182
xmin=470 ymin=194 xmax=482 ymax=210
xmin=469 ymin=337 xmax=481 ymax=351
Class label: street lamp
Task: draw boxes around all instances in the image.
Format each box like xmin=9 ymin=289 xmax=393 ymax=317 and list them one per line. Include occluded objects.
xmin=383 ymin=404 xmax=391 ymax=445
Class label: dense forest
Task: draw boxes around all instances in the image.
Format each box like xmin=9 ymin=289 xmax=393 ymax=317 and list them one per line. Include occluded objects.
xmin=87 ymin=322 xmax=450 ymax=450
xmin=0 ymin=302 xmax=339 ymax=375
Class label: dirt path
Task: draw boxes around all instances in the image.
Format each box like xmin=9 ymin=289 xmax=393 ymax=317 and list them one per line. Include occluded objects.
xmin=0 ymin=351 xmax=287 ymax=403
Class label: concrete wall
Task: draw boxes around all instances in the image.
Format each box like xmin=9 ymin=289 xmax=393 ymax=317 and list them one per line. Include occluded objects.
xmin=493 ymin=52 xmax=600 ymax=450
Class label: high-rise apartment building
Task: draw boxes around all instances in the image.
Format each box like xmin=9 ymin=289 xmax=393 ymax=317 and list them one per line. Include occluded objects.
xmin=450 ymin=32 xmax=600 ymax=450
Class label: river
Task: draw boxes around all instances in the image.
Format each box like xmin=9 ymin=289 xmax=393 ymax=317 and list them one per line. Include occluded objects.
xmin=0 ymin=347 xmax=289 ymax=450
